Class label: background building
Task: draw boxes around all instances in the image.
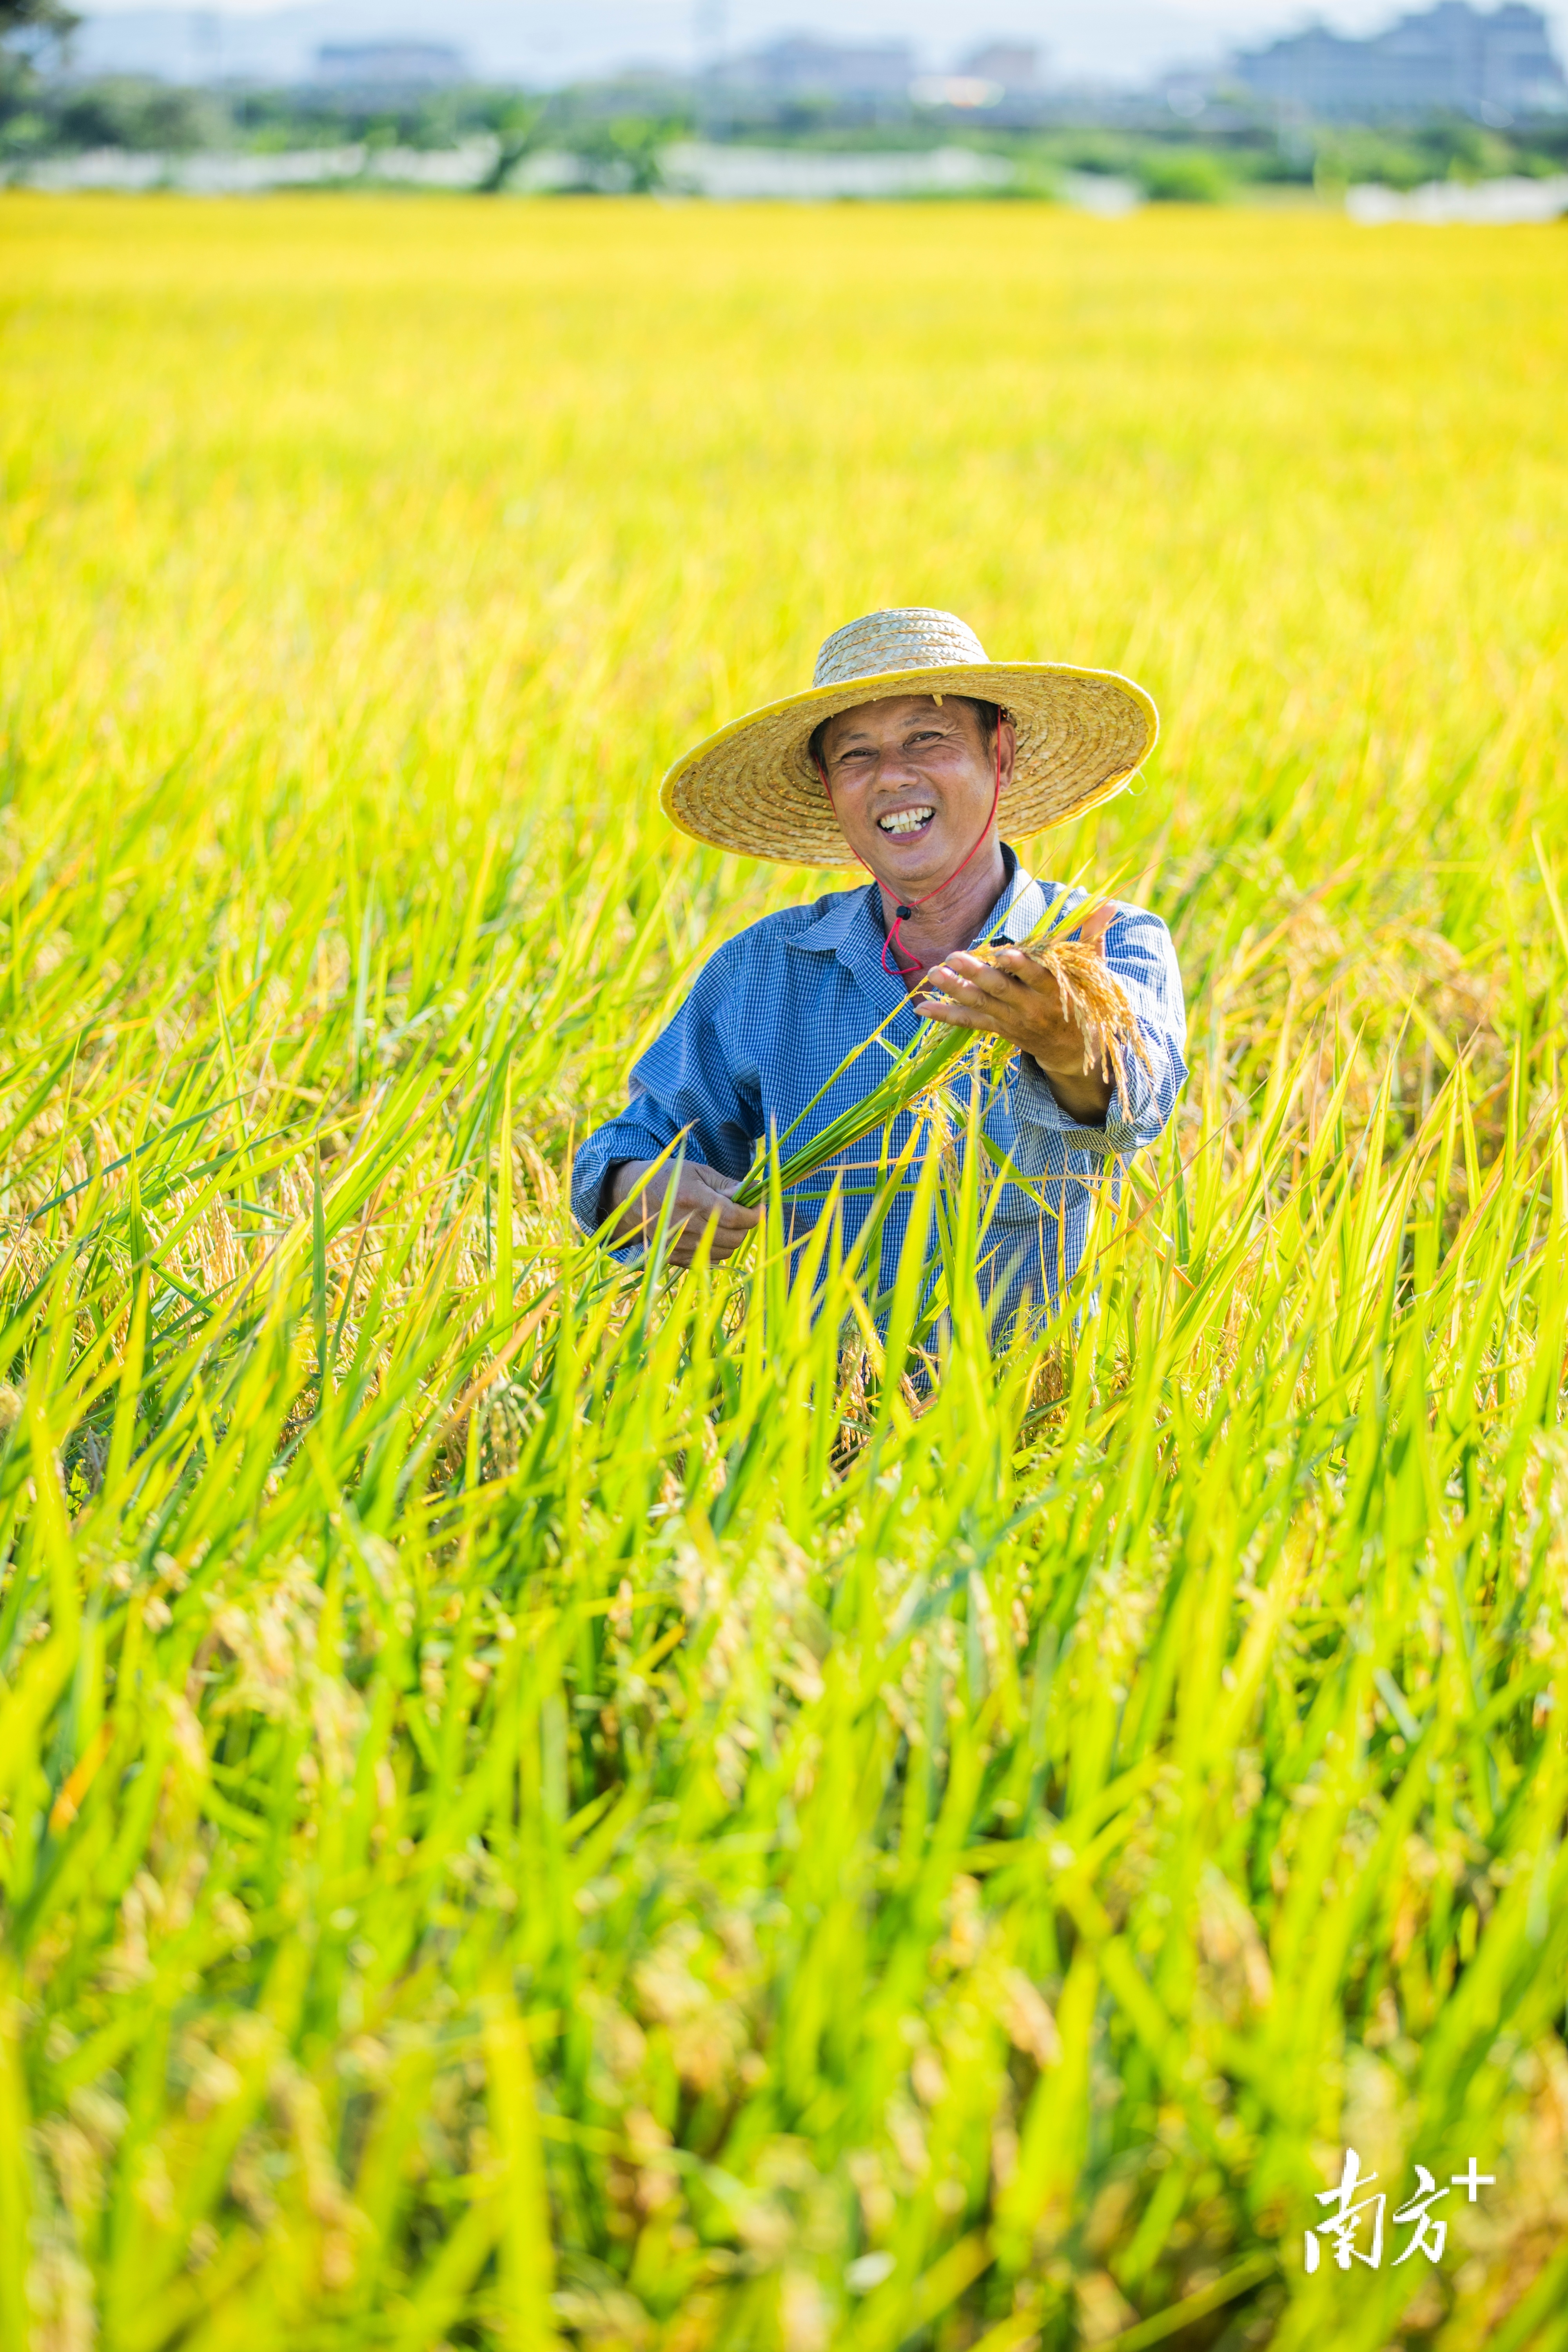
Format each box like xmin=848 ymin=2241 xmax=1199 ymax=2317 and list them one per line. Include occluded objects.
xmin=727 ymin=36 xmax=915 ymax=103
xmin=1234 ymin=2 xmax=1568 ymax=120
xmin=960 ymin=43 xmax=1043 ymax=90
xmin=311 ymin=42 xmax=466 ymax=92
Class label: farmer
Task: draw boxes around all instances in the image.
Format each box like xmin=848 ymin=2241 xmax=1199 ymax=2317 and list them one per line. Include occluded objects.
xmin=572 ymin=609 xmax=1187 ymax=1332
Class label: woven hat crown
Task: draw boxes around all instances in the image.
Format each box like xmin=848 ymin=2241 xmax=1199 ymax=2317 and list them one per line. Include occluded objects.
xmin=812 ymin=608 xmax=988 ymax=690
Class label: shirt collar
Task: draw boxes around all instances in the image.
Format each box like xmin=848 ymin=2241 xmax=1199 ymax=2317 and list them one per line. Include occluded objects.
xmin=789 ymin=844 xmax=1046 ymax=964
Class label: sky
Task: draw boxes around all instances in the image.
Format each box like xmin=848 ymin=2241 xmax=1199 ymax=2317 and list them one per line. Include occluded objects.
xmin=67 ymin=0 xmax=1568 ymax=89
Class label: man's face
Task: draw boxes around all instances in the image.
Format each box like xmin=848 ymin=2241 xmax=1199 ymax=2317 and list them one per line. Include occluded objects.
xmin=816 ymin=694 xmax=1014 ymax=894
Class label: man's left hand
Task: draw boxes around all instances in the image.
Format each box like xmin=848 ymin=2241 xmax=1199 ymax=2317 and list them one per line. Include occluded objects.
xmin=920 ymin=903 xmax=1116 ymax=1125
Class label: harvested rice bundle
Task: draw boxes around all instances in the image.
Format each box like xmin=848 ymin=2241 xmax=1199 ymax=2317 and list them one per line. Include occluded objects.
xmin=968 ymin=927 xmax=1152 ymax=1101
xmin=734 ymin=900 xmax=1146 ymax=1208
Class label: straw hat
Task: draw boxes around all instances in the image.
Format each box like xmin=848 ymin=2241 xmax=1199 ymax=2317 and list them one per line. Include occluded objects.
xmin=660 ymin=608 xmax=1158 ymax=867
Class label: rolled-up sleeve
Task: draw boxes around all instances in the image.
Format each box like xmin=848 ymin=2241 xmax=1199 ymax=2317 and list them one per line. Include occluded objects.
xmin=1006 ymin=904 xmax=1187 ymax=1174
xmin=570 ymin=948 xmax=763 ymax=1238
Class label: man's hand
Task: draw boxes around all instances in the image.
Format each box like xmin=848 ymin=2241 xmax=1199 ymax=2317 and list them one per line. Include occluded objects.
xmin=606 ymin=1158 xmax=762 ymax=1266
xmin=920 ymin=902 xmax=1117 ymax=1124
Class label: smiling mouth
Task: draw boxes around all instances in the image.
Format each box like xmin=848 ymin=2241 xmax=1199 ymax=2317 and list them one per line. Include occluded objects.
xmin=877 ymin=806 xmax=935 ymax=836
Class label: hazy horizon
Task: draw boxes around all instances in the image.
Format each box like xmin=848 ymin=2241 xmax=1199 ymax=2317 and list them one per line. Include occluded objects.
xmin=64 ymin=0 xmax=1568 ymax=91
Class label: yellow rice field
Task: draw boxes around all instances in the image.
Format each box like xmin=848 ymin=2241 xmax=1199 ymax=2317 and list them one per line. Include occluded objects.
xmin=2 ymin=193 xmax=1567 ymax=2350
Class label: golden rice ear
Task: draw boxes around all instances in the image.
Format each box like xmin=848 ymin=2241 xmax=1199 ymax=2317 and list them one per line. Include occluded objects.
xmin=973 ymin=939 xmax=1151 ymax=1095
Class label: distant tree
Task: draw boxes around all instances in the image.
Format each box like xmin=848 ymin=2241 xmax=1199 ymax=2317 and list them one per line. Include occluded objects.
xmin=1 ymin=0 xmax=80 ymax=39
xmin=56 ymin=76 xmax=212 ymax=152
xmin=569 ymin=115 xmax=682 ymax=195
xmin=1139 ymin=149 xmax=1230 ymax=203
xmin=1 ymin=0 xmax=75 ymax=144
xmin=476 ymin=96 xmax=546 ymax=193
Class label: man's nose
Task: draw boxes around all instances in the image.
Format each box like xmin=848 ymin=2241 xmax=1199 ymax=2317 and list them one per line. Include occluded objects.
xmin=871 ymin=747 xmax=921 ymax=786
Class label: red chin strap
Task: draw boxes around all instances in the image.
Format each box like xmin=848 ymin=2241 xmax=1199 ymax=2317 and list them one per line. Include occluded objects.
xmin=817 ymin=717 xmax=1004 ymax=980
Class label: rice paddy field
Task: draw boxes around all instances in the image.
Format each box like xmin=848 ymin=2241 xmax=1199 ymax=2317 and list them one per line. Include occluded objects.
xmin=2 ymin=191 xmax=1567 ymax=2352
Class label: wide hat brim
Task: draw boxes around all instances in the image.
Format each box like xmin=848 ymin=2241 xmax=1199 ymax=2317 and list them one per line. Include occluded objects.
xmin=659 ymin=659 xmax=1159 ymax=867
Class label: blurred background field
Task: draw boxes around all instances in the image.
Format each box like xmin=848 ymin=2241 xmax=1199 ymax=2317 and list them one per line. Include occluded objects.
xmin=1 ymin=194 xmax=1567 ymax=2349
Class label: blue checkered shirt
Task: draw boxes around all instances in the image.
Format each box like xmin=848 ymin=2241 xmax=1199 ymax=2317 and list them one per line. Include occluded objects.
xmin=572 ymin=848 xmax=1187 ymax=1330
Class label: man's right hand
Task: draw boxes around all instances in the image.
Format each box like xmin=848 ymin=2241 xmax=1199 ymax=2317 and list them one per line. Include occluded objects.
xmin=606 ymin=1158 xmax=762 ymax=1266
